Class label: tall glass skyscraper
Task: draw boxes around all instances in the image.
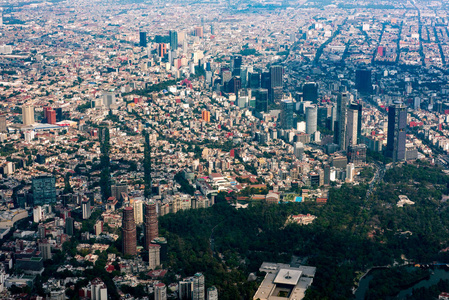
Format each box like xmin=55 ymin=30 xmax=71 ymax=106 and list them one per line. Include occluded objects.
xmin=386 ymin=101 xmax=407 ymax=162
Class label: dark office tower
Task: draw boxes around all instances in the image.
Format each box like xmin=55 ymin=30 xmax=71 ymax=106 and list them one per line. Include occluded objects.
xmin=386 ymin=101 xmax=407 ymax=162
xmin=261 ymin=71 xmax=271 ymax=89
xmin=169 ymin=30 xmax=178 ymax=50
xmin=144 ymin=203 xmax=158 ymax=250
xmin=122 ymin=206 xmax=137 ymax=256
xmin=303 ymin=82 xmax=318 ymax=103
xmin=227 ymin=76 xmax=241 ymax=94
xmin=271 ymin=86 xmax=283 ymax=103
xmin=317 ymin=106 xmax=330 ymax=128
xmin=334 ymin=92 xmax=350 ymax=151
xmin=210 ymin=24 xmax=215 ymax=35
xmin=280 ymin=100 xmax=294 ymax=129
xmin=32 ymin=176 xmax=56 ymax=206
xmin=232 ymin=55 xmax=242 ymax=76
xmin=254 ymin=88 xmax=269 ymax=113
xmin=139 ymin=32 xmax=147 ymax=47
xmin=55 ymin=107 xmax=63 ymax=122
xmin=356 ymin=69 xmax=372 ymax=94
xmin=65 ymin=217 xmax=74 ymax=236
xmin=0 ymin=113 xmax=6 ymax=133
xmin=248 ymin=71 xmax=261 ymax=89
xmin=270 ymin=65 xmax=283 ymax=88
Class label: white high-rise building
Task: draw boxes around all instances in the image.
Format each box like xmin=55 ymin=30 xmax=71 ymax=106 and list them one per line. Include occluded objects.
xmin=33 ymin=206 xmax=43 ymax=223
xmin=154 ymin=283 xmax=167 ymax=300
xmin=91 ymin=279 xmax=107 ymax=300
xmin=148 ymin=243 xmax=161 ymax=270
xmin=102 ymin=92 xmax=116 ymax=108
xmin=207 ymin=286 xmax=218 ymax=300
xmin=133 ymin=199 xmax=143 ymax=225
xmin=346 ymin=163 xmax=355 ymax=183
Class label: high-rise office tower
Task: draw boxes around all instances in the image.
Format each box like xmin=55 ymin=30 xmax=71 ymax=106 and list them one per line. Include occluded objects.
xmin=270 ymin=65 xmax=283 ymax=88
xmin=226 ymin=76 xmax=241 ymax=94
xmin=270 ymin=65 xmax=283 ymax=102
xmin=0 ymin=113 xmax=6 ymax=132
xmin=194 ymin=26 xmax=203 ymax=37
xmin=169 ymin=30 xmax=178 ymax=50
xmin=55 ymin=107 xmax=63 ymax=122
xmin=210 ymin=24 xmax=214 ymax=35
xmin=232 ymin=55 xmax=242 ymax=76
xmin=261 ymin=71 xmax=270 ymax=89
xmin=346 ymin=102 xmax=360 ymax=147
xmin=139 ymin=32 xmax=147 ymax=47
xmin=65 ymin=217 xmax=74 ymax=236
xmin=356 ymin=69 xmax=372 ymax=94
xmin=122 ymin=206 xmax=137 ymax=256
xmin=386 ymin=101 xmax=407 ymax=162
xmin=248 ymin=71 xmax=261 ymax=89
xmin=280 ymin=100 xmax=294 ymax=129
xmin=306 ymin=106 xmax=318 ymax=135
xmin=22 ymin=104 xmax=34 ymax=125
xmin=254 ymin=88 xmax=269 ymax=113
xmin=303 ymin=82 xmax=318 ymax=103
xmin=144 ymin=203 xmax=158 ymax=250
xmin=334 ymin=92 xmax=350 ymax=151
xmin=32 ymin=176 xmax=56 ymax=206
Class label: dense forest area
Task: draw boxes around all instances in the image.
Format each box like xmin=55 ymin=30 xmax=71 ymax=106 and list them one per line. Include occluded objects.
xmin=159 ymin=161 xmax=449 ymax=299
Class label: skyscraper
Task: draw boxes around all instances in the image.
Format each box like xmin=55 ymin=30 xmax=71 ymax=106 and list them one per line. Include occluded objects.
xmin=270 ymin=65 xmax=283 ymax=102
xmin=158 ymin=43 xmax=167 ymax=57
xmin=82 ymin=200 xmax=91 ymax=219
xmin=280 ymin=100 xmax=294 ymax=129
xmin=144 ymin=203 xmax=158 ymax=250
xmin=139 ymin=32 xmax=147 ymax=47
xmin=122 ymin=206 xmax=137 ymax=256
xmin=356 ymin=69 xmax=372 ymax=94
xmin=133 ymin=199 xmax=143 ymax=225
xmin=154 ymin=283 xmax=167 ymax=300
xmin=0 ymin=113 xmax=6 ymax=132
xmin=47 ymin=109 xmax=56 ymax=124
xmin=65 ymin=217 xmax=74 ymax=236
xmin=169 ymin=30 xmax=178 ymax=50
xmin=306 ymin=106 xmax=318 ymax=135
xmin=270 ymin=65 xmax=283 ymax=88
xmin=22 ymin=104 xmax=34 ymax=125
xmin=232 ymin=55 xmax=242 ymax=76
xmin=386 ymin=101 xmax=407 ymax=162
xmin=32 ymin=176 xmax=56 ymax=206
xmin=194 ymin=26 xmax=203 ymax=37
xmin=345 ymin=102 xmax=360 ymax=148
xmin=148 ymin=243 xmax=161 ymax=270
xmin=334 ymin=92 xmax=350 ymax=151
xmin=254 ymin=88 xmax=269 ymax=113
xmin=248 ymin=71 xmax=261 ymax=89
xmin=192 ymin=273 xmax=205 ymax=300
xmin=303 ymin=82 xmax=318 ymax=103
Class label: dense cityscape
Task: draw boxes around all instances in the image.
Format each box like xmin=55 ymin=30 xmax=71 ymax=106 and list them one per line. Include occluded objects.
xmin=2 ymin=0 xmax=449 ymax=299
